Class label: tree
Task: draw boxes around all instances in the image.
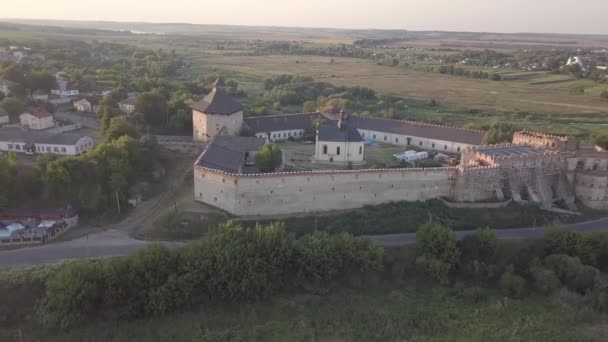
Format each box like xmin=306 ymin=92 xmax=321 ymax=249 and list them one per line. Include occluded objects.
xmin=601 ymin=89 xmax=608 ymax=100
xmin=1 ymin=64 xmax=25 ymax=84
xmin=255 ymin=144 xmax=282 ymax=172
xmin=384 ymin=108 xmax=397 ymax=120
xmin=486 ymin=121 xmax=515 ymax=144
xmin=0 ymin=97 xmax=26 ymax=120
xmin=415 ymin=224 xmax=460 ymax=284
xmin=135 ymin=91 xmax=167 ymax=127
xmin=303 ymin=100 xmax=317 ymax=113
xmin=458 ymin=227 xmax=498 ymax=280
xmin=105 ymin=116 xmax=138 ymax=141
xmin=26 ymin=70 xmax=56 ymax=92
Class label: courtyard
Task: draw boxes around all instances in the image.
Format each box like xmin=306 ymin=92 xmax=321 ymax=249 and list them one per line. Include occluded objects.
xmin=278 ymin=140 xmax=445 ymax=171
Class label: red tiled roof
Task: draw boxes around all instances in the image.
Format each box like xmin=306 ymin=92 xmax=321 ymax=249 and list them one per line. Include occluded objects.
xmin=22 ymin=107 xmax=52 ymax=119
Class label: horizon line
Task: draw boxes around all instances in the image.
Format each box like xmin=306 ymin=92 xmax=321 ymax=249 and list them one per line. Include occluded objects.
xmin=1 ymin=17 xmax=608 ymax=37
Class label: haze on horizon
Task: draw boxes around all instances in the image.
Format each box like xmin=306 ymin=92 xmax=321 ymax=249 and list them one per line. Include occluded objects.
xmin=3 ymin=0 xmax=608 ymax=35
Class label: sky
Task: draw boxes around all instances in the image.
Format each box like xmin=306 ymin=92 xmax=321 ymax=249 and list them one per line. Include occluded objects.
xmin=3 ymin=0 xmax=608 ymax=34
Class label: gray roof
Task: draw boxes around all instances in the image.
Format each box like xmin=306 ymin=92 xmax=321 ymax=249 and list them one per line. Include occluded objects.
xmin=0 ymin=127 xmax=88 ymax=145
xmin=318 ymin=122 xmax=363 ymax=143
xmin=191 ymin=87 xmax=242 ymax=115
xmin=195 ymin=136 xmax=266 ymax=174
xmin=477 ymin=145 xmax=545 ymax=158
xmin=350 ymin=116 xmax=486 ymax=145
xmin=244 ymin=113 xmax=324 ymax=134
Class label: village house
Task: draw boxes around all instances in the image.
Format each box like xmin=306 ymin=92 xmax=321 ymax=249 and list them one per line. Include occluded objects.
xmin=119 ymin=98 xmax=136 ymax=116
xmin=19 ymin=108 xmax=54 ymax=130
xmin=73 ymin=96 xmax=101 ymax=113
xmin=0 ymin=127 xmax=95 ymax=156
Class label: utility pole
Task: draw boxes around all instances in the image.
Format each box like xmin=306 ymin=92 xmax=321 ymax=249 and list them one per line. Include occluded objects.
xmin=115 ymin=191 xmax=121 ymax=215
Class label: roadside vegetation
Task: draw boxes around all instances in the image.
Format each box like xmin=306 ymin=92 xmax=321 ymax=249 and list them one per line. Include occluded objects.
xmin=2 ymin=223 xmax=608 ymax=340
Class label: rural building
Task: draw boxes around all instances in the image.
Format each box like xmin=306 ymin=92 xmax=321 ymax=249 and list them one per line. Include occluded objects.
xmin=192 ymin=77 xmax=244 ymax=142
xmin=245 ymin=112 xmax=324 ymax=142
xmin=314 ymin=111 xmax=365 ymax=165
xmin=119 ymin=98 xmax=136 ymax=116
xmin=73 ymin=96 xmax=101 ymax=113
xmin=31 ymin=89 xmax=49 ymax=101
xmin=51 ymin=78 xmax=79 ymax=97
xmin=0 ymin=127 xmax=94 ymax=155
xmin=19 ymin=108 xmax=54 ymax=130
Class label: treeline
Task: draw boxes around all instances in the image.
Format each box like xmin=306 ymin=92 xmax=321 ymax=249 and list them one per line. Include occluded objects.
xmin=0 ymin=136 xmax=161 ymax=214
xmin=30 ymin=221 xmax=608 ymax=332
xmin=417 ymin=224 xmax=608 ymax=308
xmin=426 ymin=65 xmax=501 ymax=81
xmin=38 ymin=223 xmax=383 ymax=329
xmin=250 ymin=74 xmax=409 ymax=117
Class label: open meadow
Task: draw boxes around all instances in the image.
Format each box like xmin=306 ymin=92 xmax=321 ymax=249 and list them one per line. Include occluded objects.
xmin=193 ymin=54 xmax=608 ymax=116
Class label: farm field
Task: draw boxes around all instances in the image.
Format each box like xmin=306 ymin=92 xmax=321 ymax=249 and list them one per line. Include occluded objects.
xmin=193 ymin=54 xmax=608 ymax=116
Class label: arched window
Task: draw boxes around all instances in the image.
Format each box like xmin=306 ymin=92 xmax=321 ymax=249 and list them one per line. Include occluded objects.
xmin=322 ymin=145 xmax=328 ymax=154
xmin=359 ymin=146 xmax=362 ymax=155
xmin=337 ymin=146 xmax=341 ymax=155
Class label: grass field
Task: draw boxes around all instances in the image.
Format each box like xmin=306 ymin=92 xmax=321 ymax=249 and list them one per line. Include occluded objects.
xmin=192 ymin=54 xmax=608 ymax=116
xmin=3 ymin=284 xmax=606 ymax=342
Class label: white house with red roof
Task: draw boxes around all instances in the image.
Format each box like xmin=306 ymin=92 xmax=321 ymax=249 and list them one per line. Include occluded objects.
xmin=19 ymin=108 xmax=54 ymax=130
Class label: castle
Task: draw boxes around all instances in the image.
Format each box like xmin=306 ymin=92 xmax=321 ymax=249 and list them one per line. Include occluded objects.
xmin=191 ymin=78 xmax=608 ymax=216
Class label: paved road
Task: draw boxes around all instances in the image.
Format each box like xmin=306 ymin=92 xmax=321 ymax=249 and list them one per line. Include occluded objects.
xmin=2 ymin=216 xmax=608 ymax=267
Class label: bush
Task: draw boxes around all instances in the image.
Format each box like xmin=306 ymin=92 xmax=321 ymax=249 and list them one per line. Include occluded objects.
xmin=544 ymin=226 xmax=584 ymax=257
xmin=583 ymin=232 xmax=608 ymax=269
xmin=415 ymin=224 xmax=459 ymax=284
xmin=255 ymin=144 xmax=283 ymax=172
xmin=190 ymin=222 xmax=295 ymax=301
xmin=530 ymin=266 xmax=561 ymax=294
xmin=544 ymin=254 xmax=599 ymax=293
xmin=293 ymin=231 xmax=384 ymax=289
xmin=499 ymin=270 xmax=527 ymax=299
xmin=39 ymin=261 xmax=104 ymax=330
xmin=458 ymin=227 xmax=498 ymax=281
xmin=601 ymin=89 xmax=608 ymax=99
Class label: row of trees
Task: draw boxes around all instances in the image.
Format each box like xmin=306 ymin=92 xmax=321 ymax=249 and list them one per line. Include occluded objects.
xmin=415 ymin=223 xmax=608 ymax=308
xmin=432 ymin=65 xmax=501 ymax=81
xmin=39 ymin=223 xmax=383 ymax=329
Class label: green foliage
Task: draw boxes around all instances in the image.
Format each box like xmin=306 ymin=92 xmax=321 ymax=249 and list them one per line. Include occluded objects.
xmin=186 ymin=222 xmax=295 ymax=301
xmin=415 ymin=224 xmax=459 ymax=284
xmin=544 ymin=226 xmax=584 ymax=258
xmin=458 ymin=227 xmax=498 ymax=281
xmin=530 ymin=266 xmax=561 ymax=294
xmin=255 ymin=143 xmax=282 ymax=172
xmin=544 ymin=254 xmax=600 ymax=293
xmin=37 ymin=223 xmax=387 ymax=329
xmin=104 ymin=116 xmax=138 ymax=141
xmin=294 ymin=232 xmax=384 ymax=288
xmin=0 ymin=96 xmax=26 ymax=119
xmin=486 ymin=121 xmax=515 ymax=144
xmin=303 ymin=100 xmax=317 ymax=112
xmin=135 ymin=91 xmax=167 ymax=127
xmin=39 ymin=261 xmax=104 ymax=330
xmin=499 ymin=270 xmax=527 ymax=299
xmin=601 ymin=89 xmax=608 ymax=99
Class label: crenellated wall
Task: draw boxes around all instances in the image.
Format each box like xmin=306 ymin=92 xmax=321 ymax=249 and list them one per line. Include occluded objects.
xmin=194 ymin=166 xmax=491 ymax=216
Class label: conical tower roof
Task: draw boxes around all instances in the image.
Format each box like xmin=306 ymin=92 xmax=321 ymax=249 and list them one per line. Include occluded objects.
xmin=191 ymin=86 xmax=242 ymax=115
